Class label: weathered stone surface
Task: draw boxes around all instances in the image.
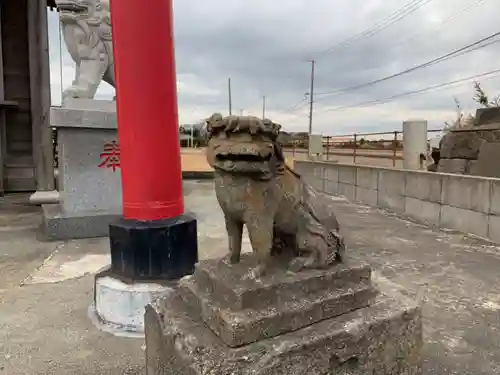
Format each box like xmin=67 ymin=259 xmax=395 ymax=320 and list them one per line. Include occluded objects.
xmin=143 ymin=112 xmax=424 ymax=374
xmin=469 ymin=142 xmax=500 ymax=178
xmin=42 ymin=204 xmax=120 ymax=241
xmin=437 ymin=158 xmax=469 ymax=174
xmin=43 ymin=100 xmax=122 ymax=240
xmin=177 ymin=256 xmax=377 ymax=347
xmin=467 ymin=160 xmax=480 ymax=176
xmin=180 ymin=277 xmax=376 ymax=348
xmin=192 ymin=255 xmax=371 ymax=310
xmin=50 ymin=100 xmax=120 ymax=214
xmin=440 ymin=120 xmax=500 ymax=161
xmin=475 ymin=107 xmax=500 ymax=126
xmin=439 ymin=121 xmax=500 ymax=176
xmin=145 ymin=284 xmax=422 ymax=375
xmin=205 ymin=113 xmax=345 ymax=276
xmin=439 ymin=131 xmax=486 ymax=159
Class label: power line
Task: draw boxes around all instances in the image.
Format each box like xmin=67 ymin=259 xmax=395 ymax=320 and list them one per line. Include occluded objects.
xmin=317 ymin=0 xmax=428 ymax=56
xmin=391 ymin=0 xmax=489 ymax=49
xmin=450 ymin=38 xmax=500 ymax=58
xmin=315 ymin=30 xmax=500 ymax=98
xmin=277 ymin=3 xmax=495 ymax=118
xmin=279 ymin=98 xmax=309 ymax=114
xmin=324 ymin=68 xmax=500 ymax=112
xmin=316 ymin=0 xmax=434 ymax=58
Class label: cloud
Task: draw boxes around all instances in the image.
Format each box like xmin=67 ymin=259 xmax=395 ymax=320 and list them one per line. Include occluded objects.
xmin=48 ymin=0 xmax=500 ymax=135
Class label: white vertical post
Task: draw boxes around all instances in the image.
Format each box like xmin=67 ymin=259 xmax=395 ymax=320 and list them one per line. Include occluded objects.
xmin=402 ymin=120 xmax=428 ymax=170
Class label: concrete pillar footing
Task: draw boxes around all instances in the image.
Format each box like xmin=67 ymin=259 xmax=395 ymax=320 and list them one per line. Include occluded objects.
xmin=89 ymin=270 xmax=174 ymax=338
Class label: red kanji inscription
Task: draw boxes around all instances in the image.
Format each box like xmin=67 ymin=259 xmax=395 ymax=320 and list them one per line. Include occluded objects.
xmin=98 ymin=140 xmax=121 ymax=172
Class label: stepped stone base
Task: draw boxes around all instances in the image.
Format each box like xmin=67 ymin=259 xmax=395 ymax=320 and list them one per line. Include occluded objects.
xmin=144 ymin=255 xmax=422 ymax=374
xmin=42 ymin=204 xmax=121 ymax=240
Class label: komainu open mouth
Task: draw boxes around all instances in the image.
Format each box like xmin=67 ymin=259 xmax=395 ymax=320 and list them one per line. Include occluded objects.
xmin=216 ymin=153 xmax=272 ymax=162
xmin=57 ymin=2 xmax=88 ymax=13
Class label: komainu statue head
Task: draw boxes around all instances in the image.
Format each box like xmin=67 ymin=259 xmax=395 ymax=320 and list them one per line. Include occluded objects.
xmin=206 ymin=113 xmax=285 ymax=180
xmin=55 ymin=0 xmax=105 ymax=23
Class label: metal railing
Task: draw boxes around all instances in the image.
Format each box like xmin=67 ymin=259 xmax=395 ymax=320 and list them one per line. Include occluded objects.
xmin=283 ymin=128 xmax=445 ymax=168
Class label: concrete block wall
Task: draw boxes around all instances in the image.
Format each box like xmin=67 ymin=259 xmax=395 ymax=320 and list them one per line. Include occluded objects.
xmin=294 ymin=161 xmax=500 ymax=243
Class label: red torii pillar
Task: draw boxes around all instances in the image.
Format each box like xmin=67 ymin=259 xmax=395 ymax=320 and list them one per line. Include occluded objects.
xmin=102 ymin=0 xmax=197 ymax=285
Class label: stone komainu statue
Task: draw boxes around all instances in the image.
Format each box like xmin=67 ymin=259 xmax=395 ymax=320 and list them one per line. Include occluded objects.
xmin=206 ymin=113 xmax=346 ymax=277
xmin=55 ymin=0 xmax=114 ymax=100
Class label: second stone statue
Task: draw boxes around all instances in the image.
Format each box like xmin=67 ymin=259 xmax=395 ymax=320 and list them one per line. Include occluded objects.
xmin=55 ymin=0 xmax=115 ymax=100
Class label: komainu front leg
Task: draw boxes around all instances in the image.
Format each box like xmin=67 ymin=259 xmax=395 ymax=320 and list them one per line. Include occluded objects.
xmin=246 ymin=217 xmax=274 ymax=278
xmin=64 ymin=56 xmax=108 ymax=99
xmin=225 ymin=217 xmax=243 ymax=264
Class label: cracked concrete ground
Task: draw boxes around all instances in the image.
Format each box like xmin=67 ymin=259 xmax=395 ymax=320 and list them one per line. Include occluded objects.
xmin=1 ymin=180 xmax=500 ymax=374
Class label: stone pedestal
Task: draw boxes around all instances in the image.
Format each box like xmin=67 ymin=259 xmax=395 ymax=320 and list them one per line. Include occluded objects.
xmin=145 ymin=255 xmax=423 ymax=374
xmin=42 ymin=99 xmax=122 ymax=240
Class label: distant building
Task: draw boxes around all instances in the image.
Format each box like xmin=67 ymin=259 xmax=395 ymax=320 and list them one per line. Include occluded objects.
xmin=179 ymin=122 xmax=207 ymax=147
xmin=179 ymin=133 xmax=192 ymax=147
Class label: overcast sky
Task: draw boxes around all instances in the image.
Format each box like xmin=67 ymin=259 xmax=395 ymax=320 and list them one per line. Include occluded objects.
xmin=47 ymin=0 xmax=500 ymax=135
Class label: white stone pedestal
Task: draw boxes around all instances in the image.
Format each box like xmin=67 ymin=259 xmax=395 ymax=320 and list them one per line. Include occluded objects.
xmin=42 ymin=99 xmax=123 ymax=240
xmin=89 ymin=272 xmax=174 ymax=338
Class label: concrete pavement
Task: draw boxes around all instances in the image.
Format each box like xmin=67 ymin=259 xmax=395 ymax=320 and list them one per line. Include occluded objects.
xmin=1 ymin=181 xmax=500 ymax=374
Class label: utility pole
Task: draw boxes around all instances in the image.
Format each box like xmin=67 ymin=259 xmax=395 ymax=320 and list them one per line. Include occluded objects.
xmin=308 ymin=60 xmax=315 ymax=135
xmin=262 ymin=95 xmax=266 ymax=119
xmin=190 ymin=125 xmax=194 ymax=148
xmin=228 ymin=78 xmax=232 ymax=116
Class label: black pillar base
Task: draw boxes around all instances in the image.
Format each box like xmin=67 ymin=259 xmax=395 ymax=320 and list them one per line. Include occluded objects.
xmin=108 ymin=213 xmax=198 ymax=282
